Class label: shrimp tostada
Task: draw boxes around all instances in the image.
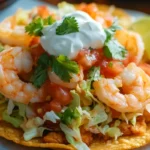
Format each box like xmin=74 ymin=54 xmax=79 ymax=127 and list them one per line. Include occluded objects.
xmin=0 ymin=2 xmax=150 ymax=150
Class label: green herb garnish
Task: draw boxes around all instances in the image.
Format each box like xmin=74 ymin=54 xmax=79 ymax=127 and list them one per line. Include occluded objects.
xmin=25 ymin=16 xmax=55 ymax=36
xmin=32 ymin=53 xmax=79 ymax=88
xmin=56 ymin=16 xmax=79 ymax=35
xmin=31 ymin=53 xmax=50 ymax=88
xmin=59 ymin=107 xmax=80 ymax=125
xmin=87 ymin=66 xmax=100 ymax=81
xmin=104 ymin=21 xmax=127 ymax=60
xmin=51 ymin=55 xmax=79 ymax=82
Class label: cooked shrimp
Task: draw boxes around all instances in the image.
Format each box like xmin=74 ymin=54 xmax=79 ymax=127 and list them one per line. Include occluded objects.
xmin=93 ymin=63 xmax=150 ymax=112
xmin=48 ymin=66 xmax=84 ymax=89
xmin=115 ymin=30 xmax=144 ymax=64
xmin=0 ymin=16 xmax=33 ymax=47
xmin=0 ymin=47 xmax=46 ymax=104
xmin=0 ymin=6 xmax=55 ymax=47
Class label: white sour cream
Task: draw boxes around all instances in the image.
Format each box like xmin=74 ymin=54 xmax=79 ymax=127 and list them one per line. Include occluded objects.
xmin=41 ymin=11 xmax=106 ymax=59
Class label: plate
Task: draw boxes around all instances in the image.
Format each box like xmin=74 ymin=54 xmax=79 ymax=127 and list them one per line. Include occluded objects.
xmin=0 ymin=0 xmax=149 ymax=149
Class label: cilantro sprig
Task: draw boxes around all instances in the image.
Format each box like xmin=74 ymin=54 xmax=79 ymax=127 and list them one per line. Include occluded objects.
xmin=104 ymin=21 xmax=127 ymax=60
xmin=32 ymin=53 xmax=79 ymax=88
xmin=51 ymin=55 xmax=79 ymax=82
xmin=59 ymin=107 xmax=80 ymax=125
xmin=31 ymin=53 xmax=50 ymax=88
xmin=87 ymin=66 xmax=101 ymax=82
xmin=56 ymin=16 xmax=79 ymax=35
xmin=25 ymin=16 xmax=55 ymax=36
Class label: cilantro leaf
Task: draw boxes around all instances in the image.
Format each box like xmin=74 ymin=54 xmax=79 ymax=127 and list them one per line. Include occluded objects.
xmin=43 ymin=16 xmax=55 ymax=25
xmin=32 ymin=53 xmax=79 ymax=88
xmin=51 ymin=55 xmax=79 ymax=82
xmin=25 ymin=16 xmax=55 ymax=36
xmin=87 ymin=66 xmax=100 ymax=81
xmin=31 ymin=53 xmax=50 ymax=88
xmin=104 ymin=39 xmax=126 ymax=60
xmin=104 ymin=21 xmax=121 ymax=42
xmin=104 ymin=20 xmax=127 ymax=60
xmin=56 ymin=16 xmax=79 ymax=35
xmin=59 ymin=107 xmax=80 ymax=125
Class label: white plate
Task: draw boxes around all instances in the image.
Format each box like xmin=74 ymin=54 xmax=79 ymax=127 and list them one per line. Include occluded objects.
xmin=0 ymin=0 xmax=149 ymax=149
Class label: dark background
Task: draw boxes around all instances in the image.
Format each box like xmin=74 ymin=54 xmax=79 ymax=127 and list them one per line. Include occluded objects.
xmin=0 ymin=0 xmax=150 ymax=14
xmin=45 ymin=0 xmax=150 ymax=14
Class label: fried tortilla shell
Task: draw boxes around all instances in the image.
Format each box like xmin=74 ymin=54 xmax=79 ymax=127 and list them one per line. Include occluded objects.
xmin=0 ymin=120 xmax=150 ymax=150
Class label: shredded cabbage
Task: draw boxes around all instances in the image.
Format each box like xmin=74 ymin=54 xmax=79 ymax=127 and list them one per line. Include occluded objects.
xmin=15 ymin=102 xmax=26 ymax=118
xmin=23 ymin=127 xmax=46 ymax=141
xmin=3 ymin=101 xmax=27 ymax=128
xmin=2 ymin=110 xmax=23 ymax=128
xmin=70 ymin=90 xmax=80 ymax=108
xmin=43 ymin=111 xmax=60 ymax=123
xmin=26 ymin=105 xmax=36 ymax=118
xmin=7 ymin=100 xmax=15 ymax=115
xmin=88 ymin=104 xmax=108 ymax=127
xmin=60 ymin=123 xmax=89 ymax=150
xmin=106 ymin=127 xmax=123 ymax=140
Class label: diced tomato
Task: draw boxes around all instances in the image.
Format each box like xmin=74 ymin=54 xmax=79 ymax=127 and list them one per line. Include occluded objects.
xmin=49 ymin=100 xmax=62 ymax=112
xmin=48 ymin=83 xmax=72 ymax=106
xmin=33 ymin=102 xmax=50 ymax=118
xmin=30 ymin=37 xmax=40 ymax=46
xmin=75 ymin=49 xmax=101 ymax=70
xmin=30 ymin=44 xmax=45 ymax=64
xmin=37 ymin=6 xmax=50 ymax=18
xmin=100 ymin=59 xmax=124 ymax=78
xmin=139 ymin=63 xmax=150 ymax=76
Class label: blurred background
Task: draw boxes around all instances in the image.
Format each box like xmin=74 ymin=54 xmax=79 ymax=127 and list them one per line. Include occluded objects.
xmin=0 ymin=0 xmax=150 ymax=14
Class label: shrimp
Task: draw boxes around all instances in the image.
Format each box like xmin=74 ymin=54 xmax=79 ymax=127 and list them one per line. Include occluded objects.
xmin=0 ymin=6 xmax=57 ymax=47
xmin=48 ymin=66 xmax=84 ymax=89
xmin=93 ymin=63 xmax=150 ymax=112
xmin=0 ymin=47 xmax=47 ymax=104
xmin=115 ymin=30 xmax=144 ymax=64
xmin=0 ymin=16 xmax=33 ymax=47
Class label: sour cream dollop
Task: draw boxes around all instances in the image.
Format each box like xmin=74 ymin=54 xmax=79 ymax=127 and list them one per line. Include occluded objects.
xmin=41 ymin=11 xmax=106 ymax=59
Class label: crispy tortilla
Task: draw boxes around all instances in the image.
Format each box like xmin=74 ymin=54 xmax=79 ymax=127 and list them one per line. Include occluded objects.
xmin=0 ymin=120 xmax=150 ymax=150
xmin=0 ymin=3 xmax=146 ymax=150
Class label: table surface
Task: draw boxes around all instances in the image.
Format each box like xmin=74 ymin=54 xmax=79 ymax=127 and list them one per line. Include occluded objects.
xmin=0 ymin=0 xmax=149 ymax=150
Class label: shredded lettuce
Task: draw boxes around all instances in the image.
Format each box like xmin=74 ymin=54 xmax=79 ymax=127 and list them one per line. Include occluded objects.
xmin=99 ymin=125 xmax=109 ymax=134
xmin=15 ymin=102 xmax=26 ymax=118
xmin=43 ymin=111 xmax=60 ymax=123
xmin=88 ymin=104 xmax=108 ymax=127
xmin=70 ymin=90 xmax=80 ymax=108
xmin=120 ymin=112 xmax=142 ymax=126
xmin=7 ymin=100 xmax=15 ymax=115
xmin=3 ymin=101 xmax=27 ymax=128
xmin=130 ymin=113 xmax=142 ymax=126
xmin=21 ymin=117 xmax=44 ymax=130
xmin=23 ymin=127 xmax=46 ymax=141
xmin=60 ymin=123 xmax=89 ymax=150
xmin=2 ymin=110 xmax=24 ymax=128
xmin=26 ymin=105 xmax=36 ymax=119
xmin=106 ymin=127 xmax=122 ymax=140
